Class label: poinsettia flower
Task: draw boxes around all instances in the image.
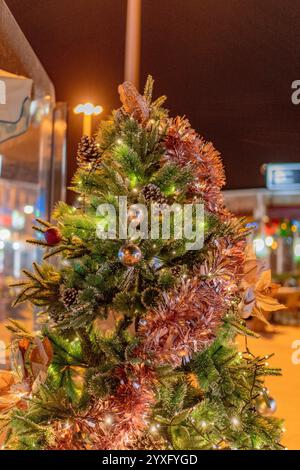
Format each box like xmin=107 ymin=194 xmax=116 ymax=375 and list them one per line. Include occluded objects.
xmin=239 ymin=246 xmax=285 ymax=323
xmin=0 ymin=370 xmax=30 ymax=412
xmin=29 ymin=337 xmax=53 ymax=393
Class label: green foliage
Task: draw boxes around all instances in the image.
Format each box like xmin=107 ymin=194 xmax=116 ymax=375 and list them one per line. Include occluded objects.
xmin=150 ymin=331 xmax=283 ymax=450
xmin=10 ymin=262 xmax=61 ymax=308
xmin=115 ymin=142 xmax=144 ymax=186
xmin=43 ymin=329 xmax=86 ymax=403
xmin=5 ymin=387 xmax=77 ymax=449
xmin=157 ymin=268 xmax=178 ymax=289
xmin=143 ymin=75 xmax=154 ymax=104
xmin=153 ymin=163 xmax=192 ymax=195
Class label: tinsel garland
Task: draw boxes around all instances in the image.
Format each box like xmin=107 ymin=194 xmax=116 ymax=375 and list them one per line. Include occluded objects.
xmin=49 ymin=364 xmax=156 ymax=450
xmin=164 ymin=116 xmax=226 ymax=212
xmin=138 ymin=278 xmax=226 ymax=367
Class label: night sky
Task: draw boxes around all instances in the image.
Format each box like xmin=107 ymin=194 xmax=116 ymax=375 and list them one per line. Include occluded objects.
xmin=5 ymin=0 xmax=300 ymax=193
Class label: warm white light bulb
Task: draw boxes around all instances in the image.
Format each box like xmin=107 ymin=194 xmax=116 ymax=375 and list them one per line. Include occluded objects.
xmin=104 ymin=414 xmax=114 ymax=426
xmin=231 ymin=416 xmax=240 ymax=427
xmin=150 ymin=424 xmax=160 ymax=434
xmin=24 ymin=205 xmax=34 ymax=215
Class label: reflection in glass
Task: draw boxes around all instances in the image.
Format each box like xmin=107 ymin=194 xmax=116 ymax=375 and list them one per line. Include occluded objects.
xmin=0 ymin=1 xmax=66 ymax=367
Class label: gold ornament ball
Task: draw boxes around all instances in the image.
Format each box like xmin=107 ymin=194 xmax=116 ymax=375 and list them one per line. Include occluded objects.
xmin=256 ymin=395 xmax=277 ymax=416
xmin=118 ymin=243 xmax=142 ymax=266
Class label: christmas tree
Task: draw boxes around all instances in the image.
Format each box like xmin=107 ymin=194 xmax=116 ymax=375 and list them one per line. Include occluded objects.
xmin=0 ymin=77 xmax=285 ymax=450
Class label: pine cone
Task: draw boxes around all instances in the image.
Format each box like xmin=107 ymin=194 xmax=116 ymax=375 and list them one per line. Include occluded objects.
xmin=61 ymin=287 xmax=78 ymax=308
xmin=127 ymin=432 xmax=167 ymax=450
xmin=48 ymin=306 xmax=68 ymax=324
xmin=170 ymin=265 xmax=182 ymax=277
xmin=141 ymin=184 xmax=167 ymax=205
xmin=141 ymin=287 xmax=162 ymax=308
xmin=77 ymin=136 xmax=101 ymax=168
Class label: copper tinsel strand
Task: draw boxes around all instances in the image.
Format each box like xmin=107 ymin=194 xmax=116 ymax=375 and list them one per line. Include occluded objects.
xmin=138 ymin=278 xmax=226 ymax=367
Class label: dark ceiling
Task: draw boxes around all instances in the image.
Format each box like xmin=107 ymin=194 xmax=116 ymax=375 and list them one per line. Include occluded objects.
xmin=5 ymin=0 xmax=300 ymax=193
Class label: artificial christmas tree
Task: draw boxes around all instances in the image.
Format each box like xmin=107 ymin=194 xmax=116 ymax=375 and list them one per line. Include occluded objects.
xmin=0 ymin=77 xmax=285 ymax=450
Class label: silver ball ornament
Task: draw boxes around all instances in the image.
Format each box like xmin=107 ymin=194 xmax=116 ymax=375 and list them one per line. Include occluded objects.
xmin=118 ymin=243 xmax=142 ymax=266
xmin=256 ymin=395 xmax=277 ymax=415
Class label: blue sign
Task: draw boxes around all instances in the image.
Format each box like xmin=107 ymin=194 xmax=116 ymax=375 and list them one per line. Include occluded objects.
xmin=266 ymin=163 xmax=300 ymax=191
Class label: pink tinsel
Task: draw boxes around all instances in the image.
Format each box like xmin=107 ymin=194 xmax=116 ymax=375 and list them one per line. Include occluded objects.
xmin=164 ymin=116 xmax=226 ymax=213
xmin=138 ymin=278 xmax=226 ymax=367
xmin=50 ymin=364 xmax=156 ymax=450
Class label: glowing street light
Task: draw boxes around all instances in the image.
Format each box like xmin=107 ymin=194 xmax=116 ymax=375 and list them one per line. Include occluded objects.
xmin=73 ymin=102 xmax=103 ymax=137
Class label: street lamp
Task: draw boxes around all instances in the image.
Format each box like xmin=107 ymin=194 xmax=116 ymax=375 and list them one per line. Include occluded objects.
xmin=73 ymin=102 xmax=103 ymax=137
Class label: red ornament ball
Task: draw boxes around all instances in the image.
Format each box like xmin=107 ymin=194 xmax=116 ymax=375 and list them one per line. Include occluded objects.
xmin=44 ymin=227 xmax=62 ymax=245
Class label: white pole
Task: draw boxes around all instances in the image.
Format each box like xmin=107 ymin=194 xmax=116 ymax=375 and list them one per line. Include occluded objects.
xmin=124 ymin=0 xmax=142 ymax=89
